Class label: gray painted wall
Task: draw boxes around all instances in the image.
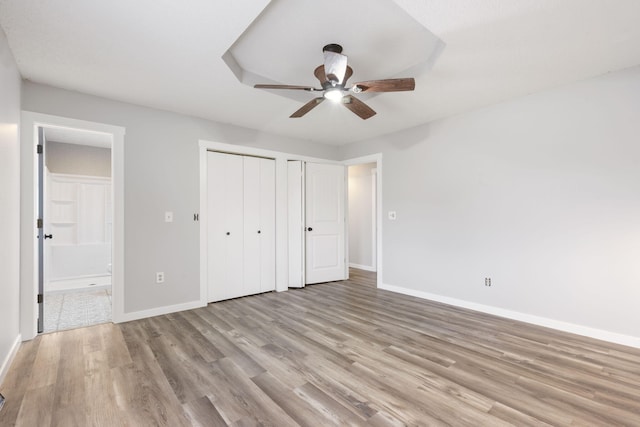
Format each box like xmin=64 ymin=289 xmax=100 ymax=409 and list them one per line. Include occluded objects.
xmin=46 ymin=141 xmax=111 ymax=177
xmin=0 ymin=26 xmax=21 ymax=381
xmin=340 ymin=66 xmax=640 ymax=341
xmin=22 ymin=82 xmax=339 ymax=314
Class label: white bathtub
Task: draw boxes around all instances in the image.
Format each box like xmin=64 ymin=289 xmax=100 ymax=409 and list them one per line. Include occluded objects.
xmin=46 ymin=243 xmax=112 ymax=292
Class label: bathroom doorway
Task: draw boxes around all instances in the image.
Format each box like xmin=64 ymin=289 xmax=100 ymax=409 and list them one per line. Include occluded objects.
xmin=40 ymin=126 xmax=113 ymax=333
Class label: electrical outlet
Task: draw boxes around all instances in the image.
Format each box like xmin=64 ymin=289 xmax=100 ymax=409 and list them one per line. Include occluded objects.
xmin=156 ymin=272 xmax=165 ymax=283
xmin=485 ymin=277 xmax=491 ymax=287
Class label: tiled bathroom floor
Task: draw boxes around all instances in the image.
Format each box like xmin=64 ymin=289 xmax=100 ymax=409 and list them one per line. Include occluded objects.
xmin=44 ymin=287 xmax=112 ymax=333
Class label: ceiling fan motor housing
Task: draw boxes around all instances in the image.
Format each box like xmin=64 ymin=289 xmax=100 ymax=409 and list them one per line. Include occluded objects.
xmin=323 ymin=43 xmax=343 ymax=54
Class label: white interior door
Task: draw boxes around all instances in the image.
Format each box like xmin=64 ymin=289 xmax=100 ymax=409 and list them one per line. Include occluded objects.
xmin=243 ymin=156 xmax=276 ymax=295
xmin=243 ymin=156 xmax=261 ymax=296
xmin=305 ymin=162 xmax=346 ymax=284
xmin=208 ymin=151 xmax=243 ymax=302
xmin=287 ymin=161 xmax=304 ymax=288
xmin=259 ymin=158 xmax=276 ymax=292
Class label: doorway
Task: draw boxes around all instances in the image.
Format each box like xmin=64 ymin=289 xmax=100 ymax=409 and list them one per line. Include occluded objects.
xmin=344 ymin=154 xmax=383 ymax=287
xmin=286 ymin=160 xmax=347 ymax=287
xmin=347 ymin=162 xmax=377 ymax=272
xmin=40 ymin=127 xmax=113 ymax=332
xmin=21 ymin=112 xmax=125 ymax=340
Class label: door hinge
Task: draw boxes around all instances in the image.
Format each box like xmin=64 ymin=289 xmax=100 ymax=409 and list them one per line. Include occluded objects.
xmin=37 ymin=218 xmax=43 ymax=229
xmin=37 ymin=294 xmax=43 ymax=304
xmin=37 ymin=144 xmax=43 ymax=154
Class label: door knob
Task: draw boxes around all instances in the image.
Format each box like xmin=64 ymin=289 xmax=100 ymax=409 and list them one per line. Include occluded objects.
xmin=44 ymin=234 xmax=53 ymax=239
xmin=307 ymin=227 xmax=313 ymax=231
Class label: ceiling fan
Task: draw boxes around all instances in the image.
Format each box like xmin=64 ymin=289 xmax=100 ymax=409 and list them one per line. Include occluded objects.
xmin=254 ymin=44 xmax=415 ymax=120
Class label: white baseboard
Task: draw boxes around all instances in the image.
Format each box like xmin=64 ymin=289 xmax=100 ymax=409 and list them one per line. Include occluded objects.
xmin=0 ymin=334 xmax=22 ymax=386
xmin=113 ymin=300 xmax=206 ymax=323
xmin=349 ymin=263 xmax=376 ymax=272
xmin=379 ymin=283 xmax=640 ymax=350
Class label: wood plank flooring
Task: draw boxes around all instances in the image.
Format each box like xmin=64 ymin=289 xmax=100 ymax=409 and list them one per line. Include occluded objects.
xmin=2 ymin=268 xmax=640 ymax=426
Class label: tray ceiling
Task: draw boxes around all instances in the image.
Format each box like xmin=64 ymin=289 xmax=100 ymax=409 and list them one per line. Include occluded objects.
xmin=2 ymin=0 xmax=640 ymax=145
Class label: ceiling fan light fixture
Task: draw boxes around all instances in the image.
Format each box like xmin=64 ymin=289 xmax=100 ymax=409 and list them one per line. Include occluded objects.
xmin=323 ymin=88 xmax=344 ymax=102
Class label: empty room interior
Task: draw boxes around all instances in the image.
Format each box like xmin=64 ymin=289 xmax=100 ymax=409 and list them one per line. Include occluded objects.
xmin=1 ymin=1 xmax=640 ymax=426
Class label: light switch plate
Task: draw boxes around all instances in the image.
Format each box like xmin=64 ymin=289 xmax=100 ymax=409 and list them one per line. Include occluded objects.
xmin=165 ymin=211 xmax=173 ymax=222
xmin=388 ymin=211 xmax=397 ymax=220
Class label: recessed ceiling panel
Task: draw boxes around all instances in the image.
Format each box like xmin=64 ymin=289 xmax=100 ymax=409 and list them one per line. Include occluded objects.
xmin=224 ymin=0 xmax=444 ymax=101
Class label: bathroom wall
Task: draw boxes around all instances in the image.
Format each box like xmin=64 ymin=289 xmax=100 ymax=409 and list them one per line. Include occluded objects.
xmin=46 ymin=141 xmax=111 ymax=177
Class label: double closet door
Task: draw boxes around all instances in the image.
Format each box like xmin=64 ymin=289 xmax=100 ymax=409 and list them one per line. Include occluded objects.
xmin=207 ymin=151 xmax=275 ymax=302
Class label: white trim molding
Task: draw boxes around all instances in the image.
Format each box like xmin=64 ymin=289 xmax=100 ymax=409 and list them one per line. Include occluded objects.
xmin=0 ymin=334 xmax=21 ymax=386
xmin=380 ymin=283 xmax=640 ymax=350
xmin=115 ymin=301 xmax=205 ymax=323
xmin=349 ymin=263 xmax=376 ymax=272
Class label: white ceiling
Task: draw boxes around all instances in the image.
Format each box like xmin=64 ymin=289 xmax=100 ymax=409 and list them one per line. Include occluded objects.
xmin=2 ymin=0 xmax=640 ymax=146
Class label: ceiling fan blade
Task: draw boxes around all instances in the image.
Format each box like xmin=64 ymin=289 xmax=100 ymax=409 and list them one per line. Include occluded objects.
xmin=352 ymin=78 xmax=415 ymax=93
xmin=342 ymin=66 xmax=353 ymax=85
xmin=342 ymin=95 xmax=376 ymax=120
xmin=290 ymin=97 xmax=325 ymax=118
xmin=324 ymin=51 xmax=348 ymax=84
xmin=255 ymin=84 xmax=317 ymax=91
xmin=314 ymin=65 xmax=327 ymax=84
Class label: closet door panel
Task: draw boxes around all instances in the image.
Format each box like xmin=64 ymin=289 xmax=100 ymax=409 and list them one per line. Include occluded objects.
xmin=259 ymin=158 xmax=276 ymax=292
xmin=208 ymin=152 xmax=244 ymax=302
xmin=243 ymin=156 xmax=261 ymax=296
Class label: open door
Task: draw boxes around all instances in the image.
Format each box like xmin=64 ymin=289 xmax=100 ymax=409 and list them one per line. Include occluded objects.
xmin=305 ymin=162 xmax=346 ymax=284
xmin=36 ymin=127 xmax=45 ymax=333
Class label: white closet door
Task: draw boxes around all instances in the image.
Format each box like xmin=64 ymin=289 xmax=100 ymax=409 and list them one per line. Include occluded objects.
xmin=243 ymin=157 xmax=276 ymax=294
xmin=208 ymin=152 xmax=244 ymax=302
xmin=287 ymin=161 xmax=304 ymax=288
xmin=305 ymin=162 xmax=346 ymax=284
xmin=259 ymin=158 xmax=276 ymax=292
xmin=243 ymin=156 xmax=262 ymax=296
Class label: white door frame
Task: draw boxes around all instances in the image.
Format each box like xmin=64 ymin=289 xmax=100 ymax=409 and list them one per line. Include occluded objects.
xmin=343 ymin=154 xmax=383 ymax=288
xmin=20 ymin=112 xmax=125 ymax=339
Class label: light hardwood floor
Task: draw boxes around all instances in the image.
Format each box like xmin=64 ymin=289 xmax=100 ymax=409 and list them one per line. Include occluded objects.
xmin=1 ymin=269 xmax=640 ymax=426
